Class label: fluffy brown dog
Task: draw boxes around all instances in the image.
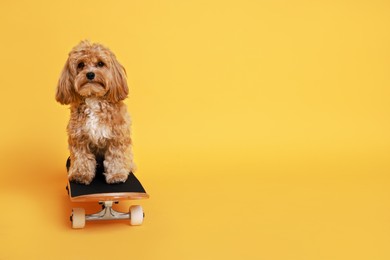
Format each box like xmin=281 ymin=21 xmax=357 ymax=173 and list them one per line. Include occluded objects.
xmin=56 ymin=41 xmax=134 ymax=185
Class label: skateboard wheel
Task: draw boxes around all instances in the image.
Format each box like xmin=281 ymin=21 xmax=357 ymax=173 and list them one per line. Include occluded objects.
xmin=129 ymin=205 xmax=144 ymax=226
xmin=71 ymin=208 xmax=85 ymax=229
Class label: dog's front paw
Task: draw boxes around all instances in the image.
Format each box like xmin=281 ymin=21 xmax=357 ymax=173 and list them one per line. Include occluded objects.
xmin=68 ymin=169 xmax=94 ymax=185
xmin=104 ymin=172 xmax=129 ymax=184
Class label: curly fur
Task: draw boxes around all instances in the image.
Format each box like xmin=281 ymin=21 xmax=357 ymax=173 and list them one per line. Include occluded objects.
xmin=56 ymin=41 xmax=134 ymax=184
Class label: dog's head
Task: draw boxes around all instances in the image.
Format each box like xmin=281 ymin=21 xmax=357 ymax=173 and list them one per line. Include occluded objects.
xmin=56 ymin=41 xmax=128 ymax=104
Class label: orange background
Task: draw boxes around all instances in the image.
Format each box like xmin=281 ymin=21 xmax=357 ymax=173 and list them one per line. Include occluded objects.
xmin=1 ymin=0 xmax=390 ymax=259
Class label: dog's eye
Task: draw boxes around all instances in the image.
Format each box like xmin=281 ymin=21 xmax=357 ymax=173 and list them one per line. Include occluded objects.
xmin=97 ymin=61 xmax=105 ymax=67
xmin=77 ymin=62 xmax=85 ymax=69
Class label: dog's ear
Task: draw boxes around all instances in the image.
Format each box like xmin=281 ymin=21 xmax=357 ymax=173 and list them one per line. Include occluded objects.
xmin=106 ymin=54 xmax=129 ymax=103
xmin=56 ymin=58 xmax=77 ymax=105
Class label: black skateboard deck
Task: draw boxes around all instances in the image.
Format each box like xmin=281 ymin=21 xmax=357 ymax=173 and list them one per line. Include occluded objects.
xmin=66 ymin=158 xmax=149 ymax=202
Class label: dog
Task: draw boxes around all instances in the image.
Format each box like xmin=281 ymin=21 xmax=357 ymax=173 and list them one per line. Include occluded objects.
xmin=56 ymin=41 xmax=135 ymax=185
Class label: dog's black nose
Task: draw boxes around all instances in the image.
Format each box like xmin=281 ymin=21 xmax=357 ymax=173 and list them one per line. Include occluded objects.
xmin=86 ymin=72 xmax=95 ymax=80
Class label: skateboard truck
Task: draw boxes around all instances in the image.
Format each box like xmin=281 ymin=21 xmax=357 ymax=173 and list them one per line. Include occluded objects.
xmin=71 ymin=201 xmax=144 ymax=229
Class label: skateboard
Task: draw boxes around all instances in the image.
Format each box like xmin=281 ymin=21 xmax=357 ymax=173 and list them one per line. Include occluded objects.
xmin=65 ymin=158 xmax=149 ymax=229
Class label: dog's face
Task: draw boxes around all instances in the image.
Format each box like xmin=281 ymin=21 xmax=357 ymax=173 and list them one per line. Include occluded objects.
xmin=56 ymin=41 xmax=128 ymax=104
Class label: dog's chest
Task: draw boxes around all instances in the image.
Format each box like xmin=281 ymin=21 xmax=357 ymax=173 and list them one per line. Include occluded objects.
xmin=83 ymin=98 xmax=112 ymax=144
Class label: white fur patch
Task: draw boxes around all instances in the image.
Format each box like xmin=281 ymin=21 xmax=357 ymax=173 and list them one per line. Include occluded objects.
xmin=84 ymin=98 xmax=111 ymax=144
